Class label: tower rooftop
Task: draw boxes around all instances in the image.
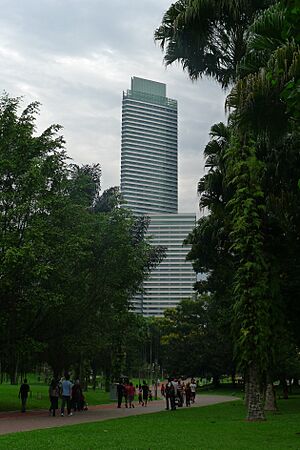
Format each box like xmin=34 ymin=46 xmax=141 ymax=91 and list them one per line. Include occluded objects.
xmin=131 ymin=77 xmax=166 ymax=97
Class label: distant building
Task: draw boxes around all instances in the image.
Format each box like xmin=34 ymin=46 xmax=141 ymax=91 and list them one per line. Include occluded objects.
xmin=120 ymin=77 xmax=196 ymax=316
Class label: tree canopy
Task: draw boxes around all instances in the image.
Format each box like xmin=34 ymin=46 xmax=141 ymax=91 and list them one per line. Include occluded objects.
xmin=0 ymin=94 xmax=165 ymax=382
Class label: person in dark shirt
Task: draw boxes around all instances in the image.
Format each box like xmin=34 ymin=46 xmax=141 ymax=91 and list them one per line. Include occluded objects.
xmin=142 ymin=381 xmax=149 ymax=407
xmin=117 ymin=380 xmax=124 ymax=408
xmin=19 ymin=379 xmax=30 ymax=412
xmin=165 ymin=378 xmax=176 ymax=410
xmin=72 ymin=379 xmax=83 ymax=411
xmin=49 ymin=379 xmax=59 ymax=416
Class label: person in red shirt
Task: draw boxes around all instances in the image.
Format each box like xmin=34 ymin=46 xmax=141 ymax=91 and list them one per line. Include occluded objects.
xmin=127 ymin=382 xmax=135 ymax=408
xmin=124 ymin=381 xmax=129 ymax=408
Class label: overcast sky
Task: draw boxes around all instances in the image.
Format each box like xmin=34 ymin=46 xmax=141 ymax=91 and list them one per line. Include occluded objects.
xmin=0 ymin=0 xmax=226 ymax=214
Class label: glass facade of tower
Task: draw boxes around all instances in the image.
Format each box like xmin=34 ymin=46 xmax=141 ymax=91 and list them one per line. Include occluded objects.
xmin=121 ymin=77 xmax=178 ymax=215
xmin=120 ymin=77 xmax=196 ymax=316
xmin=142 ymin=214 xmax=196 ymax=316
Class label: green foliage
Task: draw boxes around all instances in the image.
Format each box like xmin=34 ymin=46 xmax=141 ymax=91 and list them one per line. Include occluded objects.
xmin=155 ymin=0 xmax=274 ymax=88
xmin=183 ymin=122 xmax=234 ymax=379
xmin=157 ymin=0 xmax=300 ymax=421
xmin=281 ymin=0 xmax=300 ymax=121
xmin=0 ymin=94 xmax=68 ymax=379
xmin=225 ymin=139 xmax=272 ymax=375
xmin=0 ymin=94 xmax=165 ymax=380
xmin=159 ymin=296 xmax=233 ymax=379
xmin=229 ymin=1 xmax=300 ymax=135
xmin=226 ymin=2 xmax=300 ymax=382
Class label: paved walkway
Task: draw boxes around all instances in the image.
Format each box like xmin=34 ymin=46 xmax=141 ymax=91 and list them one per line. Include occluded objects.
xmin=0 ymin=395 xmax=238 ymax=435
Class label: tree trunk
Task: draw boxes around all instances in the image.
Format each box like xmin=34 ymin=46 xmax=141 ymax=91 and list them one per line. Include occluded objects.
xmin=92 ymin=370 xmax=97 ymax=391
xmin=52 ymin=368 xmax=60 ymax=380
xmin=104 ymin=375 xmax=110 ymax=392
xmin=264 ymin=381 xmax=277 ymax=411
xmin=84 ymin=375 xmax=88 ymax=392
xmin=50 ymin=358 xmax=64 ymax=381
xmin=10 ymin=358 xmax=19 ymax=385
xmin=244 ymin=375 xmax=249 ymax=407
xmin=281 ymin=378 xmax=289 ymax=399
xmin=231 ymin=371 xmax=236 ymax=386
xmin=247 ymin=364 xmax=265 ymax=421
xmin=212 ymin=375 xmax=220 ymax=388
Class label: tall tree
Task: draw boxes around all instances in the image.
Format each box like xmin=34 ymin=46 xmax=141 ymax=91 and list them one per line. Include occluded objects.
xmin=0 ymin=94 xmax=67 ymax=382
xmin=226 ymin=3 xmax=300 ymax=413
xmin=225 ymin=138 xmax=271 ymax=420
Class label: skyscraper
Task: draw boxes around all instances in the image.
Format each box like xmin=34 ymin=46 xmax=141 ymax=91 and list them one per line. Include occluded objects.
xmin=142 ymin=213 xmax=196 ymax=316
xmin=121 ymin=77 xmax=178 ymax=215
xmin=121 ymin=77 xmax=196 ymax=316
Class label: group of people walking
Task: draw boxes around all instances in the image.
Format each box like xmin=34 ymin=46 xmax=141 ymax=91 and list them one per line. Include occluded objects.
xmin=116 ymin=377 xmax=197 ymax=412
xmin=49 ymin=375 xmax=87 ymax=417
xmin=18 ymin=375 xmax=86 ymax=416
xmin=161 ymin=378 xmax=197 ymax=411
xmin=18 ymin=375 xmax=197 ymax=415
xmin=117 ymin=379 xmax=152 ymax=408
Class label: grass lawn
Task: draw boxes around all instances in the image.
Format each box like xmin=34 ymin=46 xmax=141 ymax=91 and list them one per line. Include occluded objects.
xmin=0 ymin=377 xmax=112 ymax=412
xmin=1 ymin=397 xmax=300 ymax=449
xmin=198 ymin=384 xmax=244 ymax=398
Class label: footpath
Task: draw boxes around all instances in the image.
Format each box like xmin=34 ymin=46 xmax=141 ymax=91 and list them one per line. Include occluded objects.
xmin=0 ymin=395 xmax=238 ymax=436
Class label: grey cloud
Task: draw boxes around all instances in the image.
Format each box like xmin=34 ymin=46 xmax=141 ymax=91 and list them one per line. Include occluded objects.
xmin=0 ymin=0 xmax=226 ymax=213
xmin=1 ymin=0 xmax=165 ymax=57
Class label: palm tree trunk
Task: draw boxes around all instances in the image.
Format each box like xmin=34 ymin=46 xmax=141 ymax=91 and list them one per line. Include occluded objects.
xmin=247 ymin=364 xmax=265 ymax=421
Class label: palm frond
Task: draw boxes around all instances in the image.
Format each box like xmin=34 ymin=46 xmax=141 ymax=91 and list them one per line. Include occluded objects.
xmin=238 ymin=3 xmax=286 ymax=77
xmin=250 ymin=2 xmax=286 ymax=40
xmin=155 ymin=0 xmax=273 ymax=88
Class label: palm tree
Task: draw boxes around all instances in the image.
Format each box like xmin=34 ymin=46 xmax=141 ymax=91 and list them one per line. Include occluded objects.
xmin=197 ymin=122 xmax=231 ymax=214
xmin=155 ymin=0 xmax=274 ymax=88
xmin=186 ymin=122 xmax=234 ymax=368
xmin=156 ymin=0 xmax=300 ymax=421
xmin=225 ymin=3 xmax=300 ymax=419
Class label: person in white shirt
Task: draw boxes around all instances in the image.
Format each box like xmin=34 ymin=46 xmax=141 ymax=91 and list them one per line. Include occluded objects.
xmin=165 ymin=378 xmax=176 ymax=410
xmin=60 ymin=374 xmax=73 ymax=416
xmin=171 ymin=379 xmax=178 ymax=396
xmin=190 ymin=379 xmax=197 ymax=403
